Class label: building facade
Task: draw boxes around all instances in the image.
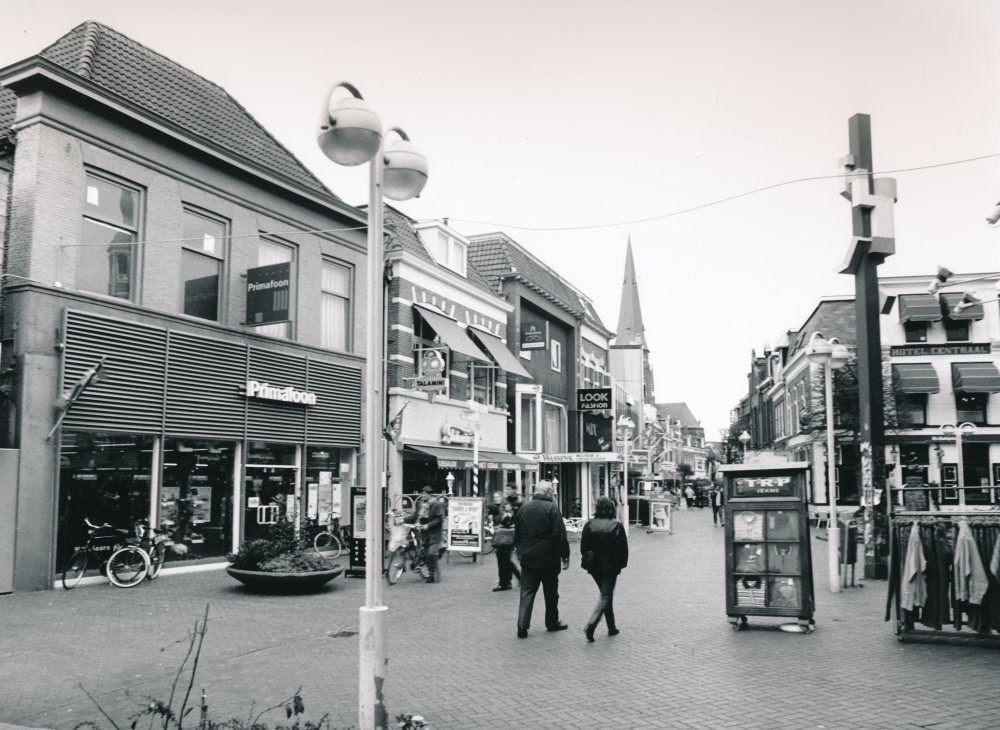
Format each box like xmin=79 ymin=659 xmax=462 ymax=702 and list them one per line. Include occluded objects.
xmin=0 ymin=23 xmax=367 ymax=592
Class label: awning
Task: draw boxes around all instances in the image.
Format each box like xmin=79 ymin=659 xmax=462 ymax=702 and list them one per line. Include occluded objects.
xmin=898 ymin=294 xmax=942 ymax=323
xmin=404 ymin=445 xmax=538 ymax=470
xmin=468 ymin=329 xmax=532 ymax=378
xmin=940 ymin=293 xmax=985 ymax=322
xmin=952 ymin=362 xmax=1000 ymax=393
xmin=892 ymin=363 xmax=940 ymax=393
xmin=413 ymin=304 xmax=489 ymax=363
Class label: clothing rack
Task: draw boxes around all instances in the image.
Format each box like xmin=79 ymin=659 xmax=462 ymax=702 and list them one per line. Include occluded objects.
xmin=886 ymin=490 xmax=1000 ymax=644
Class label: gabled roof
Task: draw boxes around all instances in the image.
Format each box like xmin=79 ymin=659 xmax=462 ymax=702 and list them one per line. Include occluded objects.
xmin=656 ymin=402 xmax=702 ymax=429
xmin=468 ymin=232 xmax=615 ymax=337
xmin=615 ymin=237 xmax=647 ymax=349
xmin=382 ymin=206 xmax=498 ymax=299
xmin=1 ymin=21 xmax=333 ymax=200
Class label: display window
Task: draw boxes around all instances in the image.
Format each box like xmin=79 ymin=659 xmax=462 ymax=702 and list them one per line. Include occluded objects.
xmin=767 ymin=576 xmax=802 ymax=609
xmin=159 ymin=439 xmax=235 ymax=563
xmin=57 ymin=431 xmax=154 ymax=572
xmin=766 ymin=510 xmax=799 ymax=540
xmin=305 ymin=446 xmax=348 ymax=523
xmin=766 ymin=543 xmax=801 ymax=574
xmin=244 ymin=442 xmax=299 ymax=542
xmin=732 ymin=511 xmax=765 ymax=541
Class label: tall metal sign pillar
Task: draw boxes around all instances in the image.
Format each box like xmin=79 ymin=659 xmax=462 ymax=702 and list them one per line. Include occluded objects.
xmin=838 ymin=114 xmax=897 ymax=580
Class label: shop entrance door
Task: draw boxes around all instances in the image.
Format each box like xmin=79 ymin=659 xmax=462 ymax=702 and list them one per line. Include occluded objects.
xmin=244 ymin=466 xmax=298 ymax=542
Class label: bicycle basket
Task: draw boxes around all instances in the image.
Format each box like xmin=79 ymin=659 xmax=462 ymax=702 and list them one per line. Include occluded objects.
xmin=388 ymin=524 xmax=410 ymax=552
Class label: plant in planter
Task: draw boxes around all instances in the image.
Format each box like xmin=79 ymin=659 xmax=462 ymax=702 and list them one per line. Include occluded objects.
xmin=226 ymin=510 xmax=342 ymax=592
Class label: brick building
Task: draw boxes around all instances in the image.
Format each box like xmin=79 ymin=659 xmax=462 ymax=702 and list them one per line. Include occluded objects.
xmin=0 ymin=23 xmax=367 ymax=592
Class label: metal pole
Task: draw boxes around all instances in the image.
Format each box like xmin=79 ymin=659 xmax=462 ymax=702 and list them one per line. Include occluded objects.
xmin=359 ymin=143 xmax=388 ymax=730
xmin=622 ymin=430 xmax=630 ymax=534
xmin=824 ymin=363 xmax=841 ymax=593
xmin=956 ymin=429 xmax=965 ymax=507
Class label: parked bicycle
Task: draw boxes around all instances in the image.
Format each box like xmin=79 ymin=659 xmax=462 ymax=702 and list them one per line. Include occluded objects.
xmin=62 ymin=518 xmax=150 ymax=589
xmin=133 ymin=519 xmax=170 ymax=580
xmin=313 ymin=515 xmax=346 ymax=559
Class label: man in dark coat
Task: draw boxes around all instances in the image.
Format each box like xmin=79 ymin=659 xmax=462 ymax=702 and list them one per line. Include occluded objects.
xmin=404 ymin=486 xmax=445 ymax=583
xmin=514 ymin=480 xmax=570 ymax=638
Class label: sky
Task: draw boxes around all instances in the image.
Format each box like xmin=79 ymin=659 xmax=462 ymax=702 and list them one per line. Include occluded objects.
xmin=4 ymin=0 xmax=1000 ymax=440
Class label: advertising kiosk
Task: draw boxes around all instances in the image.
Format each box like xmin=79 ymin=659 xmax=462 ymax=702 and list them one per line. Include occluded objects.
xmin=720 ymin=463 xmax=815 ymax=632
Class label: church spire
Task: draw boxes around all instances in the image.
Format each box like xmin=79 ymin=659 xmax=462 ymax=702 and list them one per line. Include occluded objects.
xmin=615 ymin=237 xmax=647 ymax=350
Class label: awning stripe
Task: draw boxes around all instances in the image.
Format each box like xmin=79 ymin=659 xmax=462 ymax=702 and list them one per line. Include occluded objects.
xmin=469 ymin=329 xmax=532 ymax=378
xmin=952 ymin=362 xmax=1000 ymax=393
xmin=892 ymin=363 xmax=940 ymax=393
xmin=898 ymin=294 xmax=942 ymax=323
xmin=413 ymin=304 xmax=490 ymax=363
xmin=940 ymin=293 xmax=985 ymax=322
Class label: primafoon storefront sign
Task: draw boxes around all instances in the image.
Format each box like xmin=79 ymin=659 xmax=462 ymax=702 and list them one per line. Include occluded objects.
xmin=245 ymin=380 xmax=317 ymax=405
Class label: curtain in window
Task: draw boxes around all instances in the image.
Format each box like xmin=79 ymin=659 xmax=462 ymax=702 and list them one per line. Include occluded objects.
xmin=256 ymin=241 xmax=293 ymax=338
xmin=543 ymin=403 xmax=565 ymax=453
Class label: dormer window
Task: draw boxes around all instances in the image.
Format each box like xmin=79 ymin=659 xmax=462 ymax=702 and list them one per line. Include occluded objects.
xmin=435 ymin=231 xmax=467 ymax=276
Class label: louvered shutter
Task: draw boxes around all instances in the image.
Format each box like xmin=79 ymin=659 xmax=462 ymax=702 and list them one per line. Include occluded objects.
xmin=165 ymin=332 xmax=247 ymax=439
xmin=306 ymin=359 xmax=362 ymax=446
xmin=62 ymin=310 xmax=167 ymax=432
xmin=246 ymin=348 xmax=307 ymax=441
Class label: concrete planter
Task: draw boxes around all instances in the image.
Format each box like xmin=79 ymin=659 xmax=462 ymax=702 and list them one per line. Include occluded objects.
xmin=226 ymin=565 xmax=343 ymax=593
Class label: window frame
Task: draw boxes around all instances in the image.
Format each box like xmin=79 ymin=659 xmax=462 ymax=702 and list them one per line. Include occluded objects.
xmin=320 ymin=258 xmax=354 ymax=352
xmin=179 ymin=206 xmax=228 ymax=322
xmin=903 ymin=320 xmax=928 ymax=343
xmin=468 ymin=361 xmax=497 ymax=407
xmin=955 ymin=391 xmax=988 ymax=425
xmin=944 ymin=317 xmax=971 ymax=342
xmin=898 ymin=393 xmax=928 ymax=427
xmin=253 ymin=236 xmax=298 ymax=340
xmin=550 ymin=339 xmax=562 ymax=372
xmin=79 ymin=170 xmax=144 ymax=302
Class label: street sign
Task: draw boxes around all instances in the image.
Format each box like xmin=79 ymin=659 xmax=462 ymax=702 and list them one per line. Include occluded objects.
xmin=577 ymin=388 xmax=612 ymax=411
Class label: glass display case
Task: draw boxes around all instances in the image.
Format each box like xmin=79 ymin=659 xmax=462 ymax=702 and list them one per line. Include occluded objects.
xmin=721 ymin=463 xmax=815 ymax=631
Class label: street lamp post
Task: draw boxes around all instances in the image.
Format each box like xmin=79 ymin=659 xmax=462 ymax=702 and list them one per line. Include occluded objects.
xmin=738 ymin=430 xmax=751 ymax=460
xmin=618 ymin=416 xmax=635 ymax=534
xmin=318 ymin=82 xmax=428 ymax=730
xmin=807 ymin=332 xmax=849 ymax=593
xmin=939 ymin=422 xmax=977 ymax=507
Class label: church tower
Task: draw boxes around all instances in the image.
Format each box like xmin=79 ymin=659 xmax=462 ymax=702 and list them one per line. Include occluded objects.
xmin=610 ymin=238 xmax=655 ymax=409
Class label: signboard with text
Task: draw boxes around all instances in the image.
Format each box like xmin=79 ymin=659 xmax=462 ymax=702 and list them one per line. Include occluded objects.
xmin=246 ymin=262 xmax=291 ymax=325
xmin=447 ymin=497 xmax=484 ymax=552
xmin=889 ymin=343 xmax=991 ymax=357
xmin=578 ymin=388 xmax=612 ymax=411
xmin=520 ymin=321 xmax=549 ymax=350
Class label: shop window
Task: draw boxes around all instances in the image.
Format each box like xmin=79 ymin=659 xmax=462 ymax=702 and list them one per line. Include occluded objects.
xmin=550 ymin=340 xmax=562 ymax=372
xmin=543 ymin=401 xmax=566 ymax=452
xmin=79 ymin=173 xmax=141 ymax=300
xmin=962 ymin=443 xmax=991 ymax=505
xmin=180 ymin=209 xmax=226 ymax=321
xmin=898 ymin=393 xmax=927 ymax=427
xmin=255 ymin=238 xmax=296 ymax=339
xmin=305 ymin=447 xmax=348 ymax=523
xmin=321 ymin=260 xmax=352 ymax=351
xmin=469 ymin=361 xmax=496 ymax=406
xmin=519 ymin=392 xmax=539 ymax=452
xmin=160 ymin=439 xmax=235 ymax=562
xmin=57 ymin=431 xmax=154 ymax=572
xmin=956 ymin=392 xmax=987 ymax=425
xmin=244 ymin=442 xmax=298 ymax=543
xmin=945 ymin=317 xmax=970 ymax=342
xmin=904 ymin=321 xmax=928 ymax=343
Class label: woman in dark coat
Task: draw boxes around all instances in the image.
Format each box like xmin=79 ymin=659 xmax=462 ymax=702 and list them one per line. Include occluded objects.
xmin=580 ymin=496 xmax=629 ymax=641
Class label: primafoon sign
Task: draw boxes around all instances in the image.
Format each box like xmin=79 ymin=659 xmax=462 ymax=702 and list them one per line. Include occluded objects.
xmin=245 ymin=380 xmax=317 ymax=405
xmin=577 ymin=388 xmax=612 ymax=411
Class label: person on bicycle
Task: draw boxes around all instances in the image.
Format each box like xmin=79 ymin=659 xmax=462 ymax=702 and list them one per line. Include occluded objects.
xmin=404 ymin=486 xmax=445 ymax=583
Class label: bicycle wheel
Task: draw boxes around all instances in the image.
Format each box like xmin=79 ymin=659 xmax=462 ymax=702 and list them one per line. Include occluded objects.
xmin=314 ymin=532 xmax=343 ymax=560
xmin=482 ymin=538 xmax=494 ymax=555
xmin=62 ymin=550 xmax=89 ymax=590
xmin=106 ymin=545 xmax=149 ymax=587
xmin=147 ymin=542 xmax=166 ymax=580
xmin=387 ymin=549 xmax=405 ymax=585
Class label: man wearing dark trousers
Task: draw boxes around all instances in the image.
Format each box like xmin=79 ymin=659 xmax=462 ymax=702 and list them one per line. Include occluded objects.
xmin=514 ymin=480 xmax=570 ymax=638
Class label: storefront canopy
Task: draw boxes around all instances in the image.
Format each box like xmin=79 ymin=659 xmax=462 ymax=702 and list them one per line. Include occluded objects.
xmin=940 ymin=292 xmax=986 ymax=322
xmin=952 ymin=362 xmax=1000 ymax=393
xmin=892 ymin=363 xmax=940 ymax=393
xmin=413 ymin=304 xmax=490 ymax=363
xmin=468 ymin=328 xmax=532 ymax=378
xmin=404 ymin=444 xmax=538 ymax=470
xmin=898 ymin=294 xmax=942 ymax=323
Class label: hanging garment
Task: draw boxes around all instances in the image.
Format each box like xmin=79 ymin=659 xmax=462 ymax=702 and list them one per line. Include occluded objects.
xmin=991 ymin=534 xmax=1000 ymax=584
xmin=900 ymin=523 xmax=927 ymax=612
xmin=954 ymin=521 xmax=989 ymax=605
xmin=967 ymin=524 xmax=1000 ymax=634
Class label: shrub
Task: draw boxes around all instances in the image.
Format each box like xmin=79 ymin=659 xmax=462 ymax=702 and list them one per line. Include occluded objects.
xmin=259 ymin=552 xmax=333 ymax=573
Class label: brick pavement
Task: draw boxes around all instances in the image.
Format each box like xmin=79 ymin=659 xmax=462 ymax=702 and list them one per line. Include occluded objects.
xmin=2 ymin=507 xmax=1000 ymax=730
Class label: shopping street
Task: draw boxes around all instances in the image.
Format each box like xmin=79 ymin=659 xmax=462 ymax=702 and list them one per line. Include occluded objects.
xmin=2 ymin=507 xmax=999 ymax=730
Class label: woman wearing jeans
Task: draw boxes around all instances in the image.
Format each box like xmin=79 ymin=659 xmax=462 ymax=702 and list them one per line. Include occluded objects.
xmin=580 ymin=497 xmax=629 ymax=641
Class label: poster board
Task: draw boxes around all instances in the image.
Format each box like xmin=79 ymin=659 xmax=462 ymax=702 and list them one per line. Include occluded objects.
xmin=447 ymin=497 xmax=484 ymax=552
xmin=348 ymin=487 xmax=366 ymax=575
xmin=648 ymin=500 xmax=672 ymax=533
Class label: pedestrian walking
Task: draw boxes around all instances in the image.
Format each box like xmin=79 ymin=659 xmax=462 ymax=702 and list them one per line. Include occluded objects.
xmin=684 ymin=484 xmax=695 ymax=509
xmin=514 ymin=480 xmax=570 ymax=638
xmin=712 ymin=486 xmax=725 ymax=526
xmin=580 ymin=496 xmax=628 ymax=641
xmin=492 ymin=497 xmax=520 ymax=591
xmin=404 ymin=485 xmax=445 ymax=583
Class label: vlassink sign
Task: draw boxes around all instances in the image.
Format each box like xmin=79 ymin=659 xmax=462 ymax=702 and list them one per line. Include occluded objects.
xmin=245 ymin=380 xmax=317 ymax=405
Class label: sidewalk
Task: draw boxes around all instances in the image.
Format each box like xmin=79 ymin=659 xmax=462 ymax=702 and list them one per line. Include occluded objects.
xmin=2 ymin=507 xmax=999 ymax=730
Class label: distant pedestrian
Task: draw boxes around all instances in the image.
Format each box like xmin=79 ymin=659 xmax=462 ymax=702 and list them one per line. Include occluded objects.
xmin=404 ymin=485 xmax=444 ymax=583
xmin=492 ymin=497 xmax=520 ymax=591
xmin=514 ymin=480 xmax=570 ymax=638
xmin=581 ymin=497 xmax=628 ymax=641
xmin=684 ymin=484 xmax=695 ymax=509
xmin=712 ymin=487 xmax=725 ymax=526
